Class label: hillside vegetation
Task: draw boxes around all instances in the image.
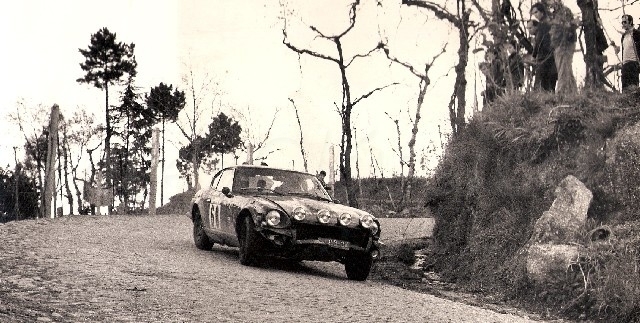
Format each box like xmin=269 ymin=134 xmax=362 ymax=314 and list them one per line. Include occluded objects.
xmin=424 ymin=90 xmax=640 ymax=321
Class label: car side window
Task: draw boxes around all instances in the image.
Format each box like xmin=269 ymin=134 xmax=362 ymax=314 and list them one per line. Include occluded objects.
xmin=216 ymin=169 xmax=235 ymax=191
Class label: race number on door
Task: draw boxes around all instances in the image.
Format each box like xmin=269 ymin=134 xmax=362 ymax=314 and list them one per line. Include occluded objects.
xmin=208 ymin=204 xmax=221 ymax=229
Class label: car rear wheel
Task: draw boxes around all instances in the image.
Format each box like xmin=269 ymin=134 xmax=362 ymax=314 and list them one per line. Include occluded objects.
xmin=239 ymin=216 xmax=261 ymax=266
xmin=345 ymin=252 xmax=373 ymax=281
xmin=193 ymin=211 xmax=213 ymax=250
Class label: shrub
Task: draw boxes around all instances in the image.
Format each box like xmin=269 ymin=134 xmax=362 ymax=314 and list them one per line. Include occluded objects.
xmin=423 ymin=89 xmax=640 ymax=320
xmin=157 ymin=189 xmax=195 ymax=215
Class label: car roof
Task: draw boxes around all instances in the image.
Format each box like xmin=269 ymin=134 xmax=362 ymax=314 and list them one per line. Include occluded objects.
xmin=224 ymin=165 xmax=314 ymax=177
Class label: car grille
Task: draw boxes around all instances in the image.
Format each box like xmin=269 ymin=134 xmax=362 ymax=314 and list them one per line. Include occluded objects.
xmin=294 ymin=223 xmax=370 ymax=247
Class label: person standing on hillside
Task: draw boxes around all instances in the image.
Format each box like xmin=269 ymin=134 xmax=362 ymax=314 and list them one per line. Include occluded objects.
xmin=614 ymin=14 xmax=640 ymax=91
xmin=529 ymin=3 xmax=557 ymax=92
xmin=547 ymin=0 xmax=578 ymax=95
xmin=501 ymin=41 xmax=525 ymax=91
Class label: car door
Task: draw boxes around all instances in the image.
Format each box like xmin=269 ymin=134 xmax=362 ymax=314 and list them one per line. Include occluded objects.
xmin=202 ymin=171 xmax=222 ymax=236
xmin=209 ymin=168 xmax=235 ymax=239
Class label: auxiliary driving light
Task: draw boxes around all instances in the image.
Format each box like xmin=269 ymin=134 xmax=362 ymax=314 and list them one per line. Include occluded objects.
xmin=369 ymin=221 xmax=379 ymax=235
xmin=338 ymin=213 xmax=352 ymax=226
xmin=317 ymin=209 xmax=331 ymax=224
xmin=292 ymin=207 xmax=306 ymax=221
xmin=360 ymin=214 xmax=375 ymax=229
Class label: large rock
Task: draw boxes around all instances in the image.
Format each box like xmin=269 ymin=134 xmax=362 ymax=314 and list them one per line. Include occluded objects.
xmin=526 ymin=175 xmax=592 ymax=284
xmin=526 ymin=243 xmax=581 ymax=283
xmin=530 ymin=175 xmax=592 ymax=244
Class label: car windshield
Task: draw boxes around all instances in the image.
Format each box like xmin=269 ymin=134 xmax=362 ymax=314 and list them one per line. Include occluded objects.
xmin=233 ymin=167 xmax=332 ymax=201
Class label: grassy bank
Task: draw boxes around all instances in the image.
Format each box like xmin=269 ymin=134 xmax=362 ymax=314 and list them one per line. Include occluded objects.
xmin=424 ymin=90 xmax=640 ymax=321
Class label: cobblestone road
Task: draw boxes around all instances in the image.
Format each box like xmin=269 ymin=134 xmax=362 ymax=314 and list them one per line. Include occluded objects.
xmin=0 ymin=215 xmax=542 ymax=322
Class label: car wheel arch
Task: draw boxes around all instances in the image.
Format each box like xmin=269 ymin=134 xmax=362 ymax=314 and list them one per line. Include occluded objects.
xmin=191 ymin=204 xmax=201 ymax=222
xmin=235 ymin=209 xmax=255 ymax=237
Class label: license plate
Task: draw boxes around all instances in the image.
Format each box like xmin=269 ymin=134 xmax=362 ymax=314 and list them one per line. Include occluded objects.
xmin=319 ymin=238 xmax=350 ymax=249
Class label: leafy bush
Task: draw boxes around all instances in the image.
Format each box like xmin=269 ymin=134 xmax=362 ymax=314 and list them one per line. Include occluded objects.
xmin=156 ymin=189 xmax=195 ymax=215
xmin=423 ymin=90 xmax=640 ymax=320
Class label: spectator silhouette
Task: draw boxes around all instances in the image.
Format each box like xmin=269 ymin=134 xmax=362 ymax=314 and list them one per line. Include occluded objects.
xmin=547 ymin=0 xmax=578 ymax=95
xmin=530 ymin=3 xmax=557 ymax=92
xmin=316 ymin=170 xmax=327 ymax=187
xmin=501 ymin=41 xmax=525 ymax=90
xmin=614 ymin=14 xmax=640 ymax=91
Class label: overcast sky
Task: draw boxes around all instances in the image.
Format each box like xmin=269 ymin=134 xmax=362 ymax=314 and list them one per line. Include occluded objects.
xmin=0 ymin=0 xmax=637 ymax=205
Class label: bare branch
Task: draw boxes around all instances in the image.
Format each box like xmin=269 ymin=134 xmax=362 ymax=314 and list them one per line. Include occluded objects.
xmin=383 ymin=44 xmax=447 ymax=78
xmin=402 ymin=0 xmax=459 ymax=26
xmin=337 ymin=0 xmax=361 ymax=38
xmin=253 ymin=108 xmax=280 ymax=152
xmin=353 ymin=83 xmax=399 ymax=107
xmin=288 ymin=98 xmax=308 ymax=172
xmin=283 ymin=25 xmax=339 ymax=63
xmin=601 ymin=0 xmax=640 ymax=11
xmin=346 ymin=42 xmax=385 ymax=67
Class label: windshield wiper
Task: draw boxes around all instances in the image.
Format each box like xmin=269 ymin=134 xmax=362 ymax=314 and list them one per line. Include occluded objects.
xmin=286 ymin=192 xmax=332 ymax=202
xmin=239 ymin=187 xmax=284 ymax=195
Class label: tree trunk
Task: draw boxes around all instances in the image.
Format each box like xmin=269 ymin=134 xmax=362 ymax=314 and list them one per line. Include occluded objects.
xmin=62 ymin=130 xmax=74 ymax=215
xmin=192 ymin=139 xmax=199 ymax=191
xmin=404 ymin=78 xmax=428 ymax=206
xmin=578 ymin=0 xmax=607 ymax=88
xmin=336 ymin=40 xmax=358 ymax=209
xmin=451 ymin=0 xmax=469 ymax=136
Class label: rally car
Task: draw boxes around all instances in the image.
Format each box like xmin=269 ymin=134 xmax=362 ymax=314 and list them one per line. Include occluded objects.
xmin=190 ymin=165 xmax=381 ymax=281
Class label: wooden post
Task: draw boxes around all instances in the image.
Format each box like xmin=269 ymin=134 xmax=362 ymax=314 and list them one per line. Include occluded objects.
xmin=149 ymin=128 xmax=159 ymax=216
xmin=41 ymin=104 xmax=59 ymax=219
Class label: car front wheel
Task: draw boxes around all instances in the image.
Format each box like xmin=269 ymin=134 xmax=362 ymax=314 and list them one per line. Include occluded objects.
xmin=193 ymin=211 xmax=213 ymax=250
xmin=345 ymin=252 xmax=373 ymax=281
xmin=239 ymin=216 xmax=261 ymax=266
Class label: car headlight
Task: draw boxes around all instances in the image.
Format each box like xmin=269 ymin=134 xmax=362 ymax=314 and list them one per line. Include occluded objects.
xmin=292 ymin=207 xmax=306 ymax=221
xmin=317 ymin=209 xmax=331 ymax=224
xmin=360 ymin=214 xmax=375 ymax=229
xmin=338 ymin=213 xmax=352 ymax=226
xmin=266 ymin=210 xmax=281 ymax=226
xmin=369 ymin=221 xmax=379 ymax=235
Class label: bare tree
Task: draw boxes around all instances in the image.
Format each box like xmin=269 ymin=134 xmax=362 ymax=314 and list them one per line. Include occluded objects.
xmin=403 ymin=0 xmax=478 ymax=136
xmin=66 ymin=109 xmax=102 ymax=214
xmin=383 ymin=45 xmax=446 ymax=209
xmin=175 ymin=64 xmax=218 ymax=190
xmin=282 ymin=0 xmax=397 ymax=207
xmin=9 ymin=100 xmax=51 ymax=193
xmin=231 ymin=105 xmax=280 ymax=164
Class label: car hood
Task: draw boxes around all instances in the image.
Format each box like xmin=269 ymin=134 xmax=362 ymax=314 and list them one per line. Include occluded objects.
xmin=258 ymin=195 xmax=374 ymax=219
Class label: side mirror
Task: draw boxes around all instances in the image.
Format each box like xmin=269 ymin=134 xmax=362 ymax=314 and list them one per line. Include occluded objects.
xmin=221 ymin=187 xmax=231 ymax=196
xmin=333 ymin=199 xmax=341 ymax=204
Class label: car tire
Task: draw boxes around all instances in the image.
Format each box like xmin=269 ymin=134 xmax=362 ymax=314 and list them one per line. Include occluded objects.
xmin=239 ymin=216 xmax=261 ymax=266
xmin=193 ymin=211 xmax=213 ymax=250
xmin=345 ymin=252 xmax=373 ymax=281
